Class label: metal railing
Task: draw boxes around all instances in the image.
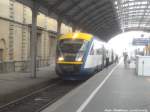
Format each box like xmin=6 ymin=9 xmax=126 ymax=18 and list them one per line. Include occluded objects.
xmin=0 ymin=61 xmax=15 ymax=73
xmin=0 ymin=59 xmax=55 ymax=73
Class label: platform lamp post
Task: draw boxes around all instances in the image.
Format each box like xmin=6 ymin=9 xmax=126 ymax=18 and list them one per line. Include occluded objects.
xmin=31 ymin=1 xmax=38 ymax=78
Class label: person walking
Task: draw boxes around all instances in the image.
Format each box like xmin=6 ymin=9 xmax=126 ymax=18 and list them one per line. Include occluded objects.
xmin=123 ymin=52 xmax=128 ymax=67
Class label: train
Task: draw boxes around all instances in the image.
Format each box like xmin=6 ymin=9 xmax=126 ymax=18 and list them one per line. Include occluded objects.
xmin=55 ymin=32 xmax=115 ymax=80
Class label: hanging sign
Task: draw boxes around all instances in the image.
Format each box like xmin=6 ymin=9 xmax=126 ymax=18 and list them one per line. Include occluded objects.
xmin=132 ymin=38 xmax=150 ymax=46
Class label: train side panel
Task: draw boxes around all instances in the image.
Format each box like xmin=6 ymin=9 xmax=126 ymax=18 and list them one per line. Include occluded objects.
xmin=84 ymin=38 xmax=104 ymax=71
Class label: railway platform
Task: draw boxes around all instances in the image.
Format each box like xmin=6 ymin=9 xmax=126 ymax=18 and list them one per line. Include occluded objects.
xmin=42 ymin=61 xmax=150 ymax=112
xmin=0 ymin=65 xmax=57 ymax=106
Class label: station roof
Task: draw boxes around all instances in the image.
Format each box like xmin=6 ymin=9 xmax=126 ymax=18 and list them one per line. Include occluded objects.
xmin=114 ymin=0 xmax=150 ymax=32
xmin=16 ymin=0 xmax=150 ymax=41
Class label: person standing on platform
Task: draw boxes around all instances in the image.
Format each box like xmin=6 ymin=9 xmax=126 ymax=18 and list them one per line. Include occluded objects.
xmin=115 ymin=55 xmax=119 ymax=63
xmin=123 ymin=52 xmax=128 ymax=67
xmin=106 ymin=52 xmax=109 ymax=67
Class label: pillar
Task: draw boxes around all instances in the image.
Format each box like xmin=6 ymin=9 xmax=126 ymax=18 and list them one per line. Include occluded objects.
xmin=72 ymin=25 xmax=76 ymax=32
xmin=31 ymin=3 xmax=38 ymax=78
xmin=57 ymin=19 xmax=62 ymax=35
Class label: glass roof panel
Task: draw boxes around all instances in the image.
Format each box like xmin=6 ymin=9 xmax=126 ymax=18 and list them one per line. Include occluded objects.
xmin=114 ymin=0 xmax=150 ymax=31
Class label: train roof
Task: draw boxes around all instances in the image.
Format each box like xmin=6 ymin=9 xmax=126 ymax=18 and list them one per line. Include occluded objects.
xmin=59 ymin=32 xmax=93 ymax=41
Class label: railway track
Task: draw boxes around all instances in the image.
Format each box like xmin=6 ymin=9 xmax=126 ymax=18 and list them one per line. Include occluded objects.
xmin=0 ymin=78 xmax=82 ymax=112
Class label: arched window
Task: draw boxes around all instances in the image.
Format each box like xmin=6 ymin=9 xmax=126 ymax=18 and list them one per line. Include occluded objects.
xmin=0 ymin=39 xmax=5 ymax=49
xmin=0 ymin=39 xmax=6 ymax=62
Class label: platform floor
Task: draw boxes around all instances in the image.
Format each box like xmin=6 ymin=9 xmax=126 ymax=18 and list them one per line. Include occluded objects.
xmin=0 ymin=65 xmax=57 ymax=106
xmin=42 ymin=62 xmax=150 ymax=112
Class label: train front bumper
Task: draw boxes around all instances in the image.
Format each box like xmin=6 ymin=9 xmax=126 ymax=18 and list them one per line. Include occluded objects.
xmin=55 ymin=64 xmax=95 ymax=80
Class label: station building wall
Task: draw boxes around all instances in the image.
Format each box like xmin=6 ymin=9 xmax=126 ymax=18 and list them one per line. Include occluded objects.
xmin=0 ymin=0 xmax=72 ymax=65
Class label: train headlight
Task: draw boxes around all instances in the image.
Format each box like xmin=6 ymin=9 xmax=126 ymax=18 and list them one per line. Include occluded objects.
xmin=76 ymin=57 xmax=82 ymax=61
xmin=76 ymin=54 xmax=83 ymax=61
xmin=58 ymin=56 xmax=64 ymax=61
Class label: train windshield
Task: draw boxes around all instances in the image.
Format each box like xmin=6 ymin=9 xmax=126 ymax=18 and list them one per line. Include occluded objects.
xmin=58 ymin=39 xmax=88 ymax=53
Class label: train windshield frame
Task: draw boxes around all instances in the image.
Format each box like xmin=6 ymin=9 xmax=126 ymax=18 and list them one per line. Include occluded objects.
xmin=58 ymin=39 xmax=89 ymax=54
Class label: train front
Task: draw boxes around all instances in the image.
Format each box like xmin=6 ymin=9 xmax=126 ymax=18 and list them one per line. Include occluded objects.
xmin=55 ymin=33 xmax=92 ymax=80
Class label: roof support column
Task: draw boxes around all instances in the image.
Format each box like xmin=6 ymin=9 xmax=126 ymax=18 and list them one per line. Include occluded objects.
xmin=31 ymin=2 xmax=38 ymax=78
xmin=72 ymin=25 xmax=76 ymax=32
xmin=57 ymin=19 xmax=62 ymax=35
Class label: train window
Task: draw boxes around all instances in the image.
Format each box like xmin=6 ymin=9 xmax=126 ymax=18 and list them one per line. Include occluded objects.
xmin=58 ymin=39 xmax=88 ymax=54
xmin=97 ymin=49 xmax=103 ymax=55
xmin=96 ymin=49 xmax=100 ymax=55
xmin=90 ymin=48 xmax=102 ymax=55
xmin=90 ymin=45 xmax=103 ymax=55
xmin=90 ymin=45 xmax=94 ymax=55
